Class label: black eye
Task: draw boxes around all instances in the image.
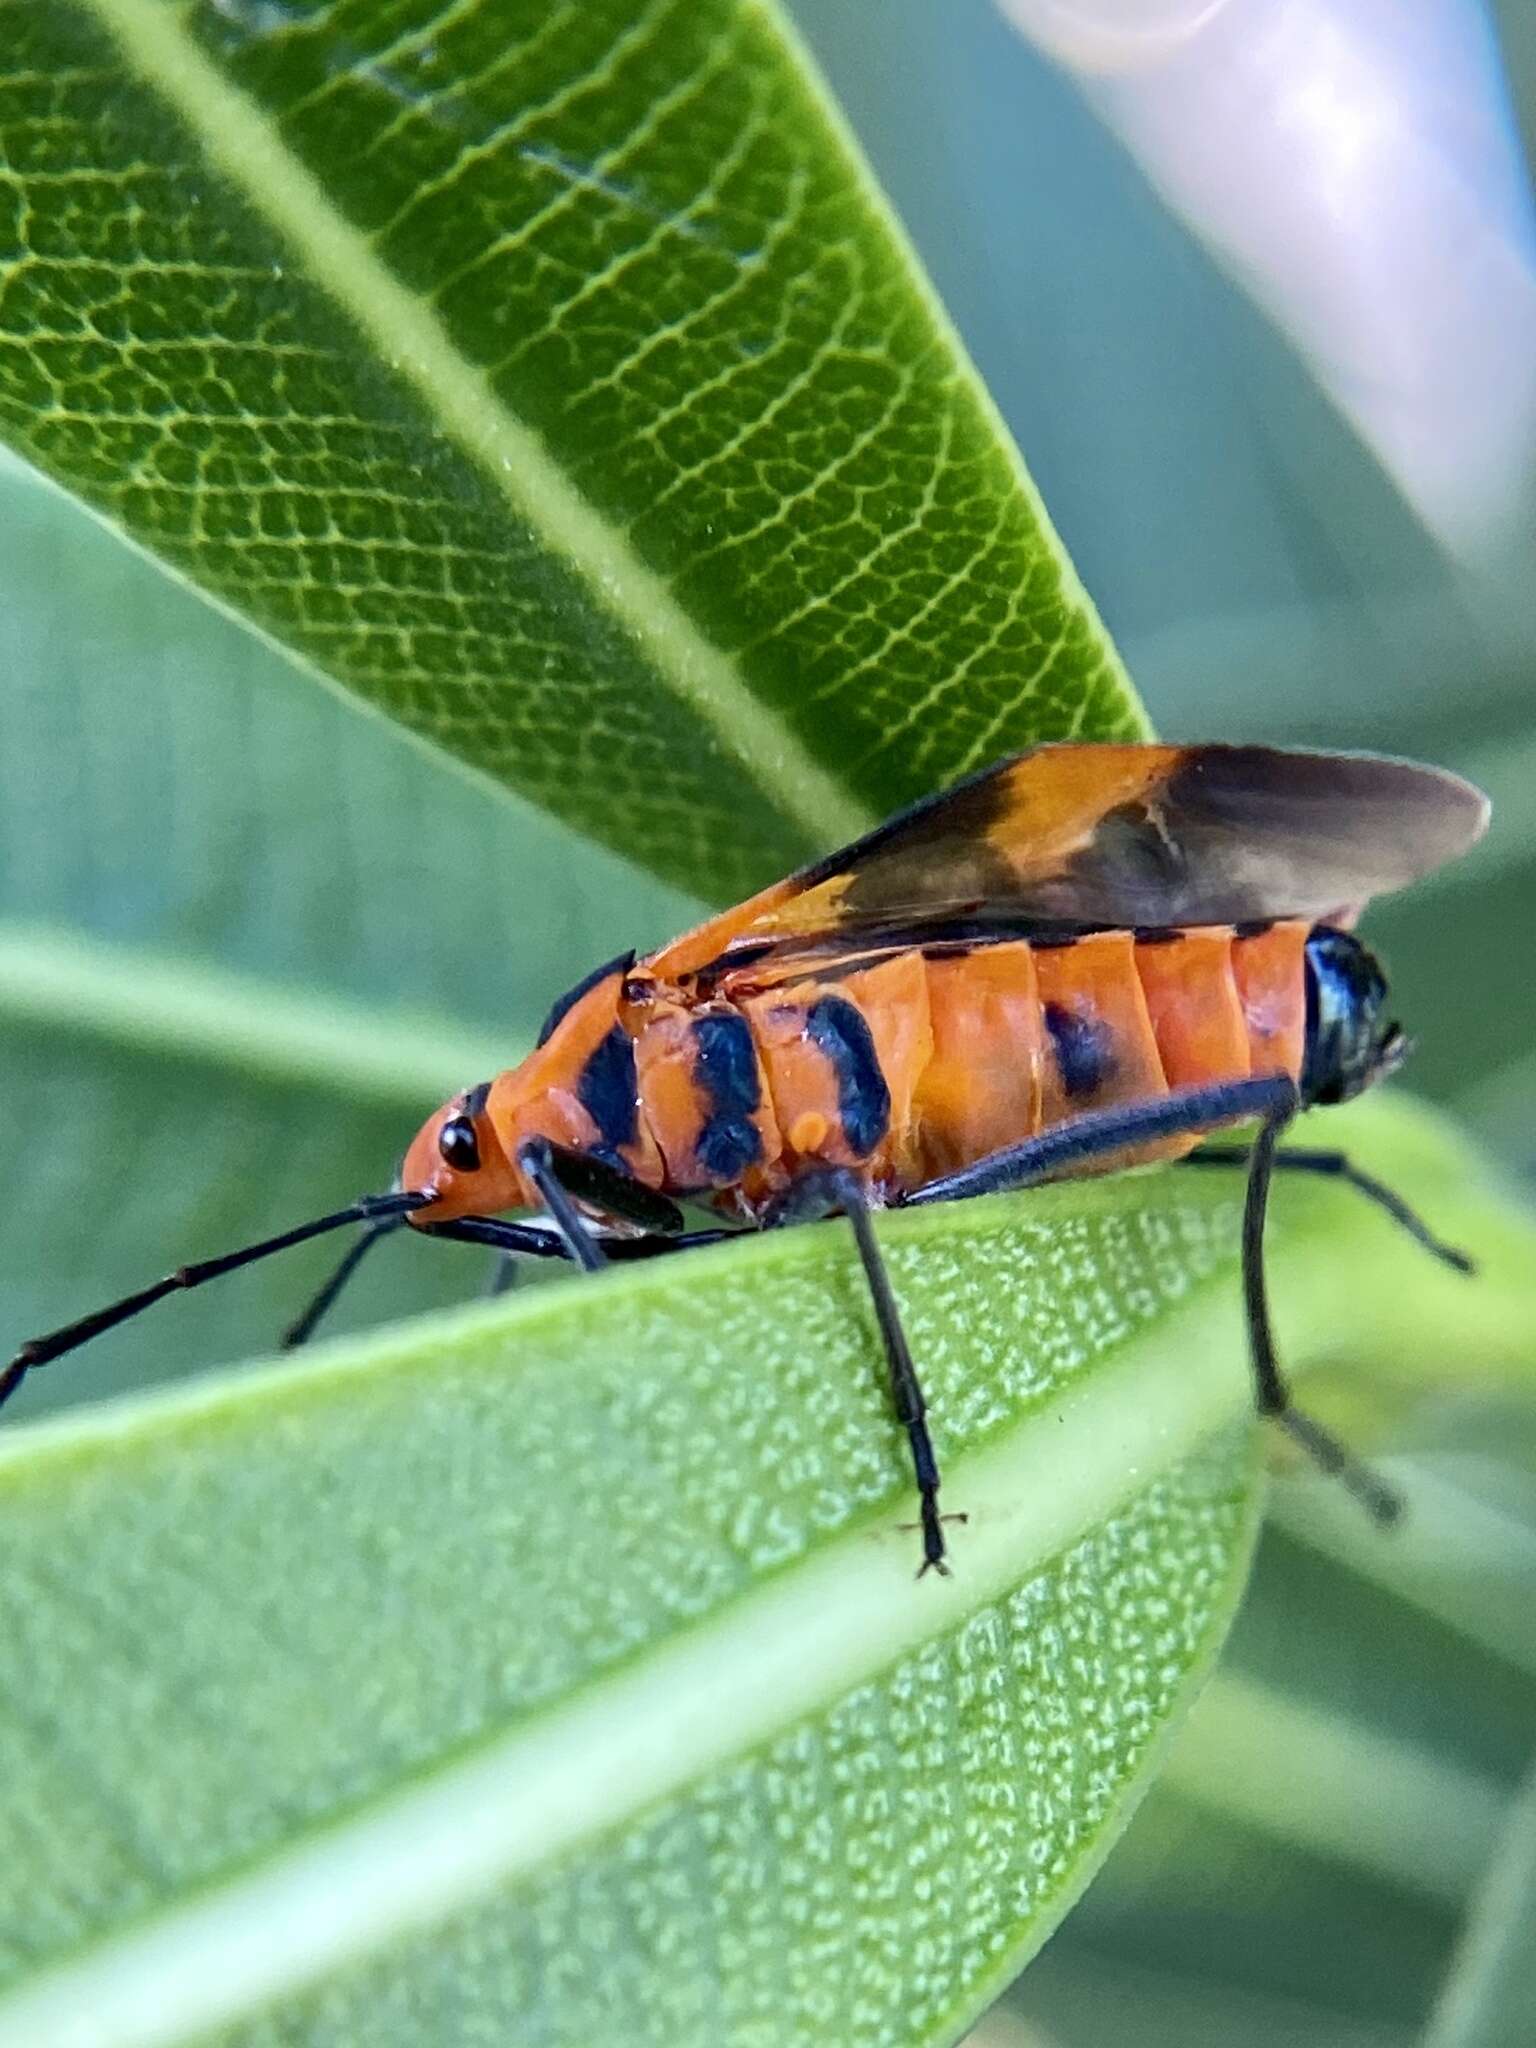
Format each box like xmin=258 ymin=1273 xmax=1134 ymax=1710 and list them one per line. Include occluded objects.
xmin=438 ymin=1116 xmax=481 ymax=1172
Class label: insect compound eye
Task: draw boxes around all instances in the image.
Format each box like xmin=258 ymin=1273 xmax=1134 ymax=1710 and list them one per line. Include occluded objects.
xmin=438 ymin=1115 xmax=482 ymax=1173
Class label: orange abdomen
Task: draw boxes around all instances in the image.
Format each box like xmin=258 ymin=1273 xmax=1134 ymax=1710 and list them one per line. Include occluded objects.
xmin=735 ymin=921 xmax=1309 ymax=1201
xmin=513 ymin=922 xmax=1312 ymax=1215
xmin=701 ymin=920 xmax=1310 ymax=1209
xmin=908 ymin=921 xmax=1308 ymax=1187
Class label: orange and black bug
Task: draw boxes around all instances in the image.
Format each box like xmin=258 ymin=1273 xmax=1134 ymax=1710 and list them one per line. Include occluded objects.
xmin=4 ymin=744 xmax=1489 ymax=1570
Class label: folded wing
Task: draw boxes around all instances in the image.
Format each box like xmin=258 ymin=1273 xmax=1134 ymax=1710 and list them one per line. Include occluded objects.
xmin=646 ymin=744 xmax=1488 ymax=988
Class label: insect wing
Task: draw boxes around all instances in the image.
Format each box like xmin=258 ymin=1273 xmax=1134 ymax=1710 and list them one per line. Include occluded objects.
xmin=650 ymin=744 xmax=1488 ymax=987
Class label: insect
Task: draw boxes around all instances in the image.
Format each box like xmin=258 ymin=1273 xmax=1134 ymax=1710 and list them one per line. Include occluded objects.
xmin=3 ymin=744 xmax=1488 ymax=1570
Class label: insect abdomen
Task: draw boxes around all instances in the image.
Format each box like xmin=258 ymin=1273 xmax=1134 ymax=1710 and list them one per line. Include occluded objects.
xmin=625 ymin=921 xmax=1310 ymax=1207
xmin=910 ymin=922 xmax=1309 ymax=1187
xmin=738 ymin=950 xmax=932 ymax=1193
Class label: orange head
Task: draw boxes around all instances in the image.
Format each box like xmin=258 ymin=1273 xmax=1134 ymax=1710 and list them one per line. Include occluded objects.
xmin=400 ymin=961 xmax=651 ymax=1225
xmin=400 ymin=1082 xmax=524 ymax=1224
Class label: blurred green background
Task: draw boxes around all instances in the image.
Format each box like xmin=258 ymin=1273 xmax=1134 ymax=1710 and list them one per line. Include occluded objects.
xmin=0 ymin=2 xmax=1532 ymax=2042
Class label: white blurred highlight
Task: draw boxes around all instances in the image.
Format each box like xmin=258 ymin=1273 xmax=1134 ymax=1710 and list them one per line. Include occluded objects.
xmin=998 ymin=0 xmax=1536 ymax=560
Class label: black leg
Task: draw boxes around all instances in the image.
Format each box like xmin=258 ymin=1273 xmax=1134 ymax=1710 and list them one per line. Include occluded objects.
xmin=516 ymin=1139 xmax=610 ymax=1273
xmin=1183 ymin=1145 xmax=1474 ymax=1273
xmin=283 ymin=1216 xmax=403 ymax=1349
xmin=772 ymin=1167 xmax=951 ymax=1577
xmin=423 ymin=1214 xmax=730 ymax=1263
xmin=524 ymin=1140 xmax=685 ymax=1239
xmin=906 ymin=1075 xmax=1301 ymax=1207
xmin=484 ymin=1254 xmax=521 ymax=1299
xmin=1239 ymin=1112 xmax=1403 ymax=1526
xmin=901 ymin=1077 xmax=1402 ymax=1523
xmin=290 ymin=1156 xmax=700 ymax=1346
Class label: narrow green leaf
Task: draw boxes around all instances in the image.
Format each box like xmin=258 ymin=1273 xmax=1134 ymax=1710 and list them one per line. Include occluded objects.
xmin=0 ymin=923 xmax=501 ymax=1111
xmin=0 ymin=449 xmax=696 ymax=1411
xmin=0 ymin=0 xmax=1141 ymax=899
xmin=1272 ymin=1428 xmax=1536 ymax=1684
xmin=1158 ymin=1669 xmax=1503 ymax=1909
xmin=0 ymin=448 xmax=700 ymax=1043
xmin=1016 ymin=1941 xmax=1418 ymax=2048
xmin=1458 ymin=1050 xmax=1536 ymax=1169
xmin=0 ymin=1015 xmax=474 ymax=1419
xmin=1424 ymin=1756 xmax=1536 ymax=2048
xmin=961 ymin=2012 xmax=1060 ymax=2048
xmin=0 ymin=1190 xmax=1261 ymax=2048
xmin=1058 ymin=1779 xmax=1456 ymax=2034
xmin=0 ymin=1094 xmax=1528 ymax=2047
xmin=1038 ymin=1398 xmax=1536 ymax=2034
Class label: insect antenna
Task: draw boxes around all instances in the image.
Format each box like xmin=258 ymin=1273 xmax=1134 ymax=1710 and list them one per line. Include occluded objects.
xmin=2 ymin=1190 xmax=430 ymax=1409
xmin=281 ymin=1213 xmax=407 ymax=1350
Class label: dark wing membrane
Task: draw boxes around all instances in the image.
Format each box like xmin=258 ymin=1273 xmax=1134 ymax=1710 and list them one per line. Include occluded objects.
xmin=686 ymin=745 xmax=1488 ymax=979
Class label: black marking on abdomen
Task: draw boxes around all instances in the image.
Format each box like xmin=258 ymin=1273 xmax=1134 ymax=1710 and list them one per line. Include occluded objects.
xmin=806 ymin=996 xmax=891 ymax=1157
xmin=1234 ymin=919 xmax=1275 ymax=940
xmin=576 ymin=1025 xmax=639 ymax=1156
xmin=1044 ymin=1002 xmax=1113 ymax=1101
xmin=537 ymin=950 xmax=636 ymax=1047
xmin=692 ymin=1012 xmax=763 ymax=1179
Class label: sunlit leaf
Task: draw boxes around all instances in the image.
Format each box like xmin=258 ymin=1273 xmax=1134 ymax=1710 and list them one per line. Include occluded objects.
xmin=0 ymin=0 xmax=1141 ymax=899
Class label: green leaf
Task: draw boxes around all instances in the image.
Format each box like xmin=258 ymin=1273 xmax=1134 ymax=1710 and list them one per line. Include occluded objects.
xmin=961 ymin=2014 xmax=1059 ymax=2048
xmin=1021 ymin=1377 xmax=1536 ymax=2043
xmin=1424 ymin=1755 xmax=1536 ymax=2048
xmin=1272 ymin=1405 xmax=1536 ymax=1685
xmin=0 ymin=1094 xmax=1529 ymax=2047
xmin=0 ymin=448 xmax=700 ymax=1036
xmin=1040 ymin=1786 xmax=1452 ymax=2040
xmin=1032 ymin=1388 xmax=1536 ymax=2043
xmin=0 ymin=448 xmax=697 ymax=1413
xmin=1044 ymin=1507 xmax=1536 ymax=2034
xmin=1015 ymin=1946 xmax=1419 ymax=2048
xmin=1157 ymin=1668 xmax=1504 ymax=1911
xmin=0 ymin=0 xmax=1141 ymax=900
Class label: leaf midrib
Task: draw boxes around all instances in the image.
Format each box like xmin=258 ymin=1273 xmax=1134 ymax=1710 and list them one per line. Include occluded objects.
xmin=76 ymin=0 xmax=872 ymax=858
xmin=0 ymin=1275 xmax=1262 ymax=2048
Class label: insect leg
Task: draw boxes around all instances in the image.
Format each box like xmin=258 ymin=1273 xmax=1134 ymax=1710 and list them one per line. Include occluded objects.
xmin=485 ymin=1254 xmax=521 ymax=1299
xmin=1182 ymin=1146 xmax=1473 ymax=1273
xmin=515 ymin=1139 xmax=611 ymax=1272
xmin=906 ymin=1075 xmax=1302 ymax=1207
xmin=422 ymin=1215 xmax=728 ymax=1262
xmin=414 ymin=1215 xmax=566 ymax=1305
xmin=288 ymin=1146 xmax=692 ymax=1346
xmin=772 ymin=1168 xmax=950 ymax=1577
xmin=1240 ymin=1114 xmax=1404 ymax=1525
xmin=904 ymin=1077 xmax=1401 ymax=1522
xmin=523 ymin=1140 xmax=685 ymax=1239
xmin=282 ymin=1215 xmax=403 ymax=1349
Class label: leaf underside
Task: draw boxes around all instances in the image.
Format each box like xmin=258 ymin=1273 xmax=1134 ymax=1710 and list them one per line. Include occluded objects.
xmin=0 ymin=1168 xmax=1264 ymax=2048
xmin=0 ymin=1094 xmax=1530 ymax=2048
xmin=0 ymin=0 xmax=1141 ymax=900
